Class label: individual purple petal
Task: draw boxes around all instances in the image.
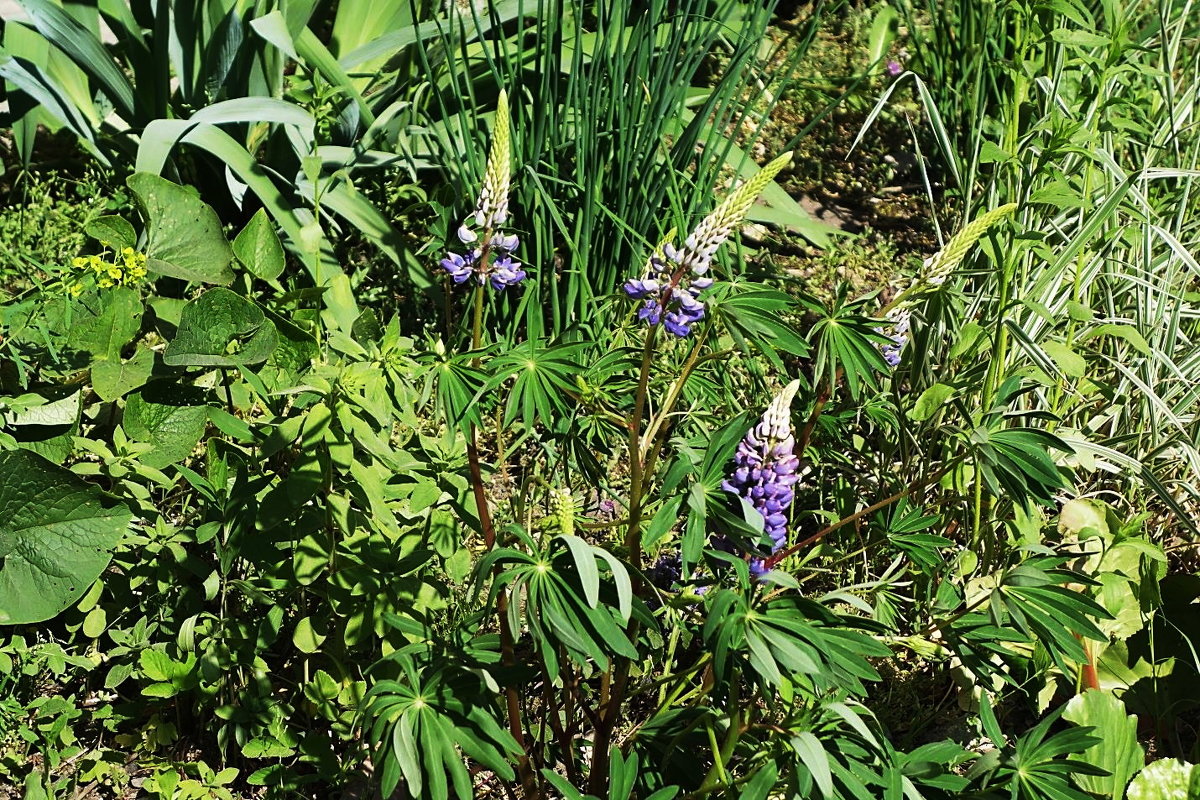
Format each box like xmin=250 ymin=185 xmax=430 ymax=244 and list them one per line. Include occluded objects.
xmin=440 ymin=252 xmax=474 ymax=284
xmin=491 ymin=233 xmax=519 ymax=253
xmin=638 ymin=299 xmax=663 ymax=325
xmin=663 ymin=312 xmax=692 ymax=337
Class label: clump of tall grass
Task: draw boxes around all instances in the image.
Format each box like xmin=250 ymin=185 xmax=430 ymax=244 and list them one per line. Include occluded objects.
xmin=865 ymin=0 xmax=1200 ymax=542
xmin=403 ymin=0 xmax=831 ymax=339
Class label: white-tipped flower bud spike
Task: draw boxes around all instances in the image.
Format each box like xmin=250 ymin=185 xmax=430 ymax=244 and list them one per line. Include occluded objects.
xmin=922 ymin=202 xmax=1017 ymax=286
xmin=678 ymin=151 xmax=792 ymax=274
xmin=474 ymin=89 xmax=513 ymax=230
xmin=762 ymin=379 xmax=801 ymax=443
xmin=882 ymin=202 xmax=1018 ymax=314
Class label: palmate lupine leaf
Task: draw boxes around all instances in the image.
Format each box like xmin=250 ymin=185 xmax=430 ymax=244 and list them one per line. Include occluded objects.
xmin=704 ymin=590 xmax=890 ymax=698
xmin=803 ymin=288 xmax=893 ymax=400
xmin=485 ymin=341 xmax=587 ymax=428
xmin=361 ymin=648 xmax=521 ymax=800
xmin=968 ymin=703 xmax=1106 ymax=800
xmin=711 ymin=287 xmax=812 ymax=371
xmin=943 ymin=556 xmax=1110 ymax=681
xmin=475 ymin=536 xmax=643 ymax=676
xmin=968 ymin=426 xmax=1072 ymax=508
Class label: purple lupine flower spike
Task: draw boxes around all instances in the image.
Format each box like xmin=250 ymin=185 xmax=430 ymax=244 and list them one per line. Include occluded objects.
xmin=440 ymin=90 xmax=527 ymax=291
xmin=621 ymin=152 xmax=793 ymax=339
xmin=722 ymin=380 xmax=802 ymax=579
xmin=878 ymin=305 xmax=911 ymax=368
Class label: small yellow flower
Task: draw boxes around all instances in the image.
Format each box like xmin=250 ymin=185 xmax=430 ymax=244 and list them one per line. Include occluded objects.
xmin=107 ymin=265 xmax=124 ymax=281
xmin=72 ymin=256 xmax=89 ymax=269
xmin=98 ymin=278 xmax=114 ymax=289
xmin=69 ymin=282 xmax=83 ymax=298
xmin=88 ymin=255 xmax=105 ymax=274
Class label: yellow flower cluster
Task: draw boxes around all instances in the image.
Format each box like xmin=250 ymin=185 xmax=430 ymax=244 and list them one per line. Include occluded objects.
xmin=71 ymin=245 xmax=149 ymax=292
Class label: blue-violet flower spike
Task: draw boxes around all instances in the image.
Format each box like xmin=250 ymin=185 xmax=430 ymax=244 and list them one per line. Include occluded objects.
xmin=620 ymin=152 xmax=793 ymax=338
xmin=721 ymin=380 xmax=802 ymax=579
xmin=878 ymin=305 xmax=910 ymax=368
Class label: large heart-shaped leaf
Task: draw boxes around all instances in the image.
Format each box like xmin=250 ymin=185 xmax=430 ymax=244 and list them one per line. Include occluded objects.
xmin=0 ymin=450 xmax=132 ymax=624
xmin=68 ymin=286 xmax=143 ymax=362
xmin=164 ymin=288 xmax=278 ymax=367
xmin=127 ymin=172 xmax=235 ymax=285
xmin=123 ymin=383 xmax=209 ymax=469
xmin=92 ymin=346 xmax=155 ymax=402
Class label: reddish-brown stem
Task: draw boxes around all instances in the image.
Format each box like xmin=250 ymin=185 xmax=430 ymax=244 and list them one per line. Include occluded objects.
xmin=1079 ymin=637 xmax=1100 ymax=691
xmin=765 ymin=459 xmax=961 ymax=568
xmin=796 ymin=369 xmax=840 ymax=457
xmin=460 ymin=254 xmax=538 ymax=798
xmin=468 ymin=434 xmax=498 ymax=549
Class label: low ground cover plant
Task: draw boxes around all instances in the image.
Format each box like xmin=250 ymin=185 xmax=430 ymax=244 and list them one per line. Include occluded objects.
xmin=1 ymin=0 xmax=1199 ymax=798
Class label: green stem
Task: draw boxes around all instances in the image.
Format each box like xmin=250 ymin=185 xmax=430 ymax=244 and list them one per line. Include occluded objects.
xmin=625 ymin=325 xmax=659 ymax=572
xmin=697 ymin=673 xmax=743 ymax=793
xmin=471 ymin=282 xmax=485 ymax=357
xmin=589 ymin=325 xmax=660 ymax=795
xmin=640 ymin=330 xmax=707 ymax=459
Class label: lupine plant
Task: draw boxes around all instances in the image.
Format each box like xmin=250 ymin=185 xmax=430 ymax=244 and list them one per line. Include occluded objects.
xmin=4 ymin=2 xmax=1197 ymax=798
xmin=353 ymin=93 xmax=1114 ymax=800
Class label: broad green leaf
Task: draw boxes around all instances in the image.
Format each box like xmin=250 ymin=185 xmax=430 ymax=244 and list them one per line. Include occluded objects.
xmin=127 ymin=172 xmax=235 ymax=285
xmin=911 ymin=383 xmax=955 ymax=421
xmin=293 ymin=616 xmax=326 ymax=653
xmin=85 ymin=215 xmax=136 ymax=249
xmin=1041 ymin=341 xmax=1087 ymax=378
xmin=92 ymin=346 xmax=154 ymax=402
xmin=233 ymin=208 xmax=285 ymax=281
xmin=123 ymin=383 xmax=209 ymax=469
xmin=69 ymin=286 xmax=142 ymax=362
xmin=1057 ymin=498 xmax=1116 ymax=540
xmin=1086 ymin=324 xmax=1152 ymax=356
xmin=81 ymin=605 xmax=106 ymax=637
xmin=164 ymin=288 xmax=278 ymax=368
xmin=1063 ymin=689 xmax=1144 ymax=797
xmin=2 ymin=389 xmax=80 ymax=427
xmin=1126 ymin=759 xmax=1199 ymax=800
xmin=136 ymin=121 xmax=323 ymax=278
xmin=0 ymin=450 xmax=132 ymax=624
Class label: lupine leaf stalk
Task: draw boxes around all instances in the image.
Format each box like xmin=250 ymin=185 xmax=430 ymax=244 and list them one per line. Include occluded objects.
xmin=722 ymin=380 xmax=802 ymax=577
